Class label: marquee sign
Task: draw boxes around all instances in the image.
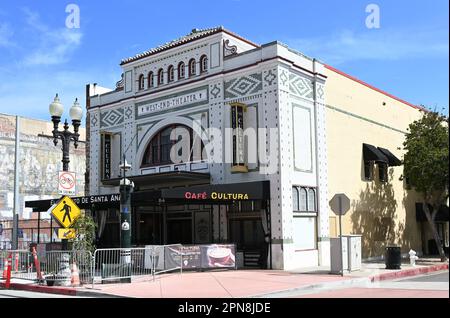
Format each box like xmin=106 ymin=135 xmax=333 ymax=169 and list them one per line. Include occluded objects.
xmin=103 ymin=134 xmax=111 ymax=180
xmin=137 ymin=88 xmax=208 ymax=117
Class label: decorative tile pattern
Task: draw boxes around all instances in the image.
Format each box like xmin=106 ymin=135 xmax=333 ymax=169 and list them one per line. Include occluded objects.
xmin=289 ymin=74 xmax=313 ymax=99
xmin=279 ymin=70 xmax=288 ymax=86
xmin=210 ymin=84 xmax=221 ymax=98
xmin=125 ymin=106 xmax=133 ymax=120
xmin=224 ymin=73 xmax=262 ymax=99
xmin=100 ymin=108 xmax=124 ymax=128
xmin=264 ymin=69 xmax=277 ymax=86
xmin=91 ymin=113 xmax=98 ymax=127
xmin=317 ymin=83 xmax=325 ymax=100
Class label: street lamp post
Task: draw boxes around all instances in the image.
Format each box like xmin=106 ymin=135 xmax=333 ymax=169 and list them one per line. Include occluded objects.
xmin=49 ymin=94 xmax=83 ymax=250
xmin=119 ymin=154 xmax=133 ymax=283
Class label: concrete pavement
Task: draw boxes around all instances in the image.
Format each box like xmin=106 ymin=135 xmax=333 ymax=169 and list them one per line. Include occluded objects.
xmin=1 ymin=258 xmax=448 ymax=298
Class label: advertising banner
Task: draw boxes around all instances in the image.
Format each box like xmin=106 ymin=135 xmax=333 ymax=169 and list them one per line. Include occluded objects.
xmin=201 ymin=244 xmax=236 ymax=268
xmin=163 ymin=244 xmax=236 ymax=270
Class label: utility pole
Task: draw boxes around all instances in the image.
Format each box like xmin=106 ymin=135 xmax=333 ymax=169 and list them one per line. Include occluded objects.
xmin=12 ymin=116 xmax=20 ymax=250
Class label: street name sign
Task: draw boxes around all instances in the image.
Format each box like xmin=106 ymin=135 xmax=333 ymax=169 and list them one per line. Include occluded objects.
xmin=51 ymin=196 xmax=81 ymax=228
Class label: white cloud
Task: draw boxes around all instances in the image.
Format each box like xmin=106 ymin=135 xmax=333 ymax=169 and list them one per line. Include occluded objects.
xmin=287 ymin=28 xmax=449 ymax=65
xmin=21 ymin=8 xmax=83 ymax=66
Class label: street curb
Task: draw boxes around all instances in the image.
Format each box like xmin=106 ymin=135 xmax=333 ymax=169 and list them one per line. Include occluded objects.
xmin=248 ymin=277 xmax=371 ymax=298
xmin=369 ymin=263 xmax=449 ymax=282
xmin=248 ymin=263 xmax=449 ymax=298
xmin=0 ymin=282 xmax=126 ymax=298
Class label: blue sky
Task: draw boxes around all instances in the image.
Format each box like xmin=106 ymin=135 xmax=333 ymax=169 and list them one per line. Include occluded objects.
xmin=0 ymin=0 xmax=448 ymax=122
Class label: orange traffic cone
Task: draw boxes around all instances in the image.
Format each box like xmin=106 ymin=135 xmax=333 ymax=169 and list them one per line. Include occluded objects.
xmin=71 ymin=263 xmax=80 ymax=287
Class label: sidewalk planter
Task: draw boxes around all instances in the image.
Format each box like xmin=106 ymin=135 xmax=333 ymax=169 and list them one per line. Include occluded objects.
xmin=385 ymin=246 xmax=401 ymax=269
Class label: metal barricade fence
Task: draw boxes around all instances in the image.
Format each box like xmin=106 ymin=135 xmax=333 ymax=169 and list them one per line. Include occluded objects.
xmin=0 ymin=250 xmax=32 ymax=280
xmin=43 ymin=250 xmax=93 ymax=284
xmin=0 ymin=249 xmax=93 ymax=284
xmin=91 ymin=245 xmax=184 ymax=287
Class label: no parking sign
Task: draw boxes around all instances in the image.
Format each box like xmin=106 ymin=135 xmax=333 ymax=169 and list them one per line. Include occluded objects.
xmin=58 ymin=171 xmax=76 ymax=195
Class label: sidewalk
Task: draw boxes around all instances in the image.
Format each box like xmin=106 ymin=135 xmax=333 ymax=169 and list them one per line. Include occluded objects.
xmin=1 ymin=258 xmax=448 ymax=298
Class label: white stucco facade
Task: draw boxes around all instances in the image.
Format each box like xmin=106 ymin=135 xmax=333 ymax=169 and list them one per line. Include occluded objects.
xmin=87 ymin=27 xmax=330 ymax=270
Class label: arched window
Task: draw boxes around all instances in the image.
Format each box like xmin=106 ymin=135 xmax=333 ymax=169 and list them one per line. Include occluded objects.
xmin=292 ymin=187 xmax=299 ymax=211
xmin=200 ymin=55 xmax=208 ymax=73
xmin=307 ymin=188 xmax=315 ymax=212
xmin=147 ymin=72 xmax=154 ymax=88
xmin=168 ymin=65 xmax=174 ymax=82
xmin=158 ymin=68 xmax=164 ymax=85
xmin=299 ymin=188 xmax=307 ymax=211
xmin=188 ymin=58 xmax=196 ymax=77
xmin=142 ymin=125 xmax=205 ymax=166
xmin=178 ymin=62 xmax=185 ymax=79
xmin=138 ymin=74 xmax=145 ymax=90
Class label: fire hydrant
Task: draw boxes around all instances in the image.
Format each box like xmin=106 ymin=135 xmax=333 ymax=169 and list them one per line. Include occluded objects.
xmin=409 ymin=249 xmax=419 ymax=266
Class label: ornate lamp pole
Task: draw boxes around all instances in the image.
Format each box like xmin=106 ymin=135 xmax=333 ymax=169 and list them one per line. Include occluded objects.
xmin=119 ymin=154 xmax=133 ymax=283
xmin=49 ymin=94 xmax=83 ymax=171
xmin=49 ymin=94 xmax=83 ymax=250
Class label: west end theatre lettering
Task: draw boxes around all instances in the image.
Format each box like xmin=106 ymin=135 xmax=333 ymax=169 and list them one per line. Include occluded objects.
xmin=138 ymin=88 xmax=207 ymax=116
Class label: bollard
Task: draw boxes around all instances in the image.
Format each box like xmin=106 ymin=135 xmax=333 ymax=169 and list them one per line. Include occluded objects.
xmin=5 ymin=253 xmax=12 ymax=289
xmin=31 ymin=246 xmax=42 ymax=281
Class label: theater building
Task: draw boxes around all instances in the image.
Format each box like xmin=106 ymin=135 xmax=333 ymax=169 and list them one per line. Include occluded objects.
xmin=25 ymin=27 xmax=445 ymax=270
xmin=83 ymin=27 xmax=330 ymax=270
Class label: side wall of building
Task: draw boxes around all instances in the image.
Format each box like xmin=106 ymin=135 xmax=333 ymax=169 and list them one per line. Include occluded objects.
xmin=0 ymin=113 xmax=86 ymax=243
xmin=324 ymin=67 xmax=423 ymax=258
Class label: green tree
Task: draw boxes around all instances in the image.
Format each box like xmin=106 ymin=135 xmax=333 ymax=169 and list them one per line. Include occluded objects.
xmin=70 ymin=213 xmax=97 ymax=254
xmin=403 ymin=110 xmax=449 ymax=261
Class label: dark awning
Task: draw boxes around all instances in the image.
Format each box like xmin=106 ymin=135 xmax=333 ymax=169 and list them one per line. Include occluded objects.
xmin=378 ymin=147 xmax=402 ymax=166
xmin=102 ymin=171 xmax=211 ymax=187
xmin=416 ymin=203 xmax=449 ymax=222
xmin=132 ymin=180 xmax=271 ymax=204
xmin=363 ymin=143 xmax=388 ymax=163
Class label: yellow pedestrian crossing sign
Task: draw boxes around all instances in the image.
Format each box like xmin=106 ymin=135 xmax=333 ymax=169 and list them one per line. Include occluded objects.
xmin=51 ymin=196 xmax=81 ymax=228
xmin=58 ymin=228 xmax=76 ymax=239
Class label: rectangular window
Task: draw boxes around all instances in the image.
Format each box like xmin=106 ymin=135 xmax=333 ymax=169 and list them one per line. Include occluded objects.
xmin=293 ymin=216 xmax=317 ymax=250
xmin=378 ymin=163 xmax=388 ymax=182
xmin=364 ymin=161 xmax=374 ymax=181
xmin=292 ymin=186 xmax=317 ymax=213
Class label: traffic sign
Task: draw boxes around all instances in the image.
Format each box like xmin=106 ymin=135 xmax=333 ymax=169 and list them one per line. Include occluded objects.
xmin=58 ymin=171 xmax=76 ymax=195
xmin=329 ymin=193 xmax=350 ymax=216
xmin=58 ymin=228 xmax=76 ymax=239
xmin=51 ymin=196 xmax=81 ymax=228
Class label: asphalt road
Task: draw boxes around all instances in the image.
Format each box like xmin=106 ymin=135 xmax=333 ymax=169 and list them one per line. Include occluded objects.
xmin=0 ymin=289 xmax=90 ymax=298
xmin=400 ymin=271 xmax=448 ymax=283
xmin=296 ymin=270 xmax=449 ymax=298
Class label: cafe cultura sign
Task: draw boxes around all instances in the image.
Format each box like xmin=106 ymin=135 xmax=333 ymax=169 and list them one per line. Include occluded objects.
xmin=185 ymin=191 xmax=249 ymax=200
